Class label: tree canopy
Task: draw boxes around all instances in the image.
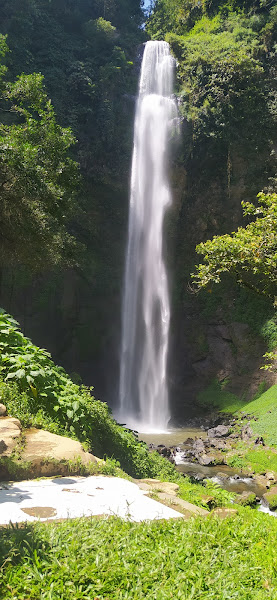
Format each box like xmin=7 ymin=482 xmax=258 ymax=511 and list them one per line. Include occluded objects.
xmin=192 ymin=191 xmax=277 ymax=298
xmin=0 ymin=0 xmax=145 ymax=182
xmin=147 ymin=1 xmax=277 ymax=162
xmin=0 ymin=35 xmax=79 ymax=271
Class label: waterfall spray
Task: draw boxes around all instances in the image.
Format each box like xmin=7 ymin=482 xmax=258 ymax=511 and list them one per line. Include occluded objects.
xmin=118 ymin=41 xmax=178 ymax=432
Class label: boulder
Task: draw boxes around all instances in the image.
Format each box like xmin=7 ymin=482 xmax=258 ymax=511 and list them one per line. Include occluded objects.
xmin=0 ymin=404 xmax=7 ymax=416
xmin=192 ymin=438 xmax=205 ymax=454
xmin=235 ymin=491 xmax=257 ymax=506
xmin=254 ymin=436 xmax=265 ymax=446
xmin=21 ymin=428 xmax=98 ymax=476
xmin=157 ymin=446 xmax=175 ymax=462
xmin=207 ymin=425 xmax=230 ymax=439
xmin=209 ymin=438 xmax=229 ymax=450
xmin=0 ymin=417 xmax=22 ymax=456
xmin=198 ymin=453 xmax=216 ymax=466
xmin=263 ymin=486 xmax=277 ymax=511
xmin=266 ymin=472 xmax=277 ymax=484
xmin=183 ymin=437 xmax=194 ymax=446
xmin=241 ymin=425 xmax=253 ymax=441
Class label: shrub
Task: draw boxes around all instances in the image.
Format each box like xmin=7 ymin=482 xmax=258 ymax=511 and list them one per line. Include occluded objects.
xmin=0 ymin=310 xmax=182 ymax=478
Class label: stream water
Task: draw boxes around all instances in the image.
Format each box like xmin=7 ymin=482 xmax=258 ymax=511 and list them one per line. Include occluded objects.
xmin=140 ymin=428 xmax=268 ymax=498
xmin=117 ymin=41 xmax=178 ymax=432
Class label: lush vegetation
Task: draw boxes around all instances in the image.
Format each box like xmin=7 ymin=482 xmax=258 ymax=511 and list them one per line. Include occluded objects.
xmin=197 ymin=379 xmax=244 ymax=413
xmin=1 ymin=511 xmax=277 ymax=599
xmin=0 ymin=0 xmax=147 ymax=389
xmin=196 ymin=381 xmax=277 ymax=473
xmin=148 ymin=1 xmax=277 ymax=158
xmin=0 ymin=35 xmax=79 ymax=271
xmin=193 ymin=192 xmax=277 ymax=298
xmin=241 ymin=384 xmax=277 ymax=446
xmin=0 ymin=308 xmax=236 ymax=509
xmin=145 ymin=0 xmax=277 ymax=406
xmin=0 ymin=0 xmax=145 ymax=183
xmin=0 ymin=310 xmax=169 ymax=478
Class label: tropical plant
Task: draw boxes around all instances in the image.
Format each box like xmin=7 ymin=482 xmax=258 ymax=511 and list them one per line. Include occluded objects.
xmin=192 ymin=191 xmax=277 ymax=298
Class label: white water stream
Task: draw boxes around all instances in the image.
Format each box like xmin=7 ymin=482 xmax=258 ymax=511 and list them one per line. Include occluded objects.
xmin=117 ymin=41 xmax=178 ymax=432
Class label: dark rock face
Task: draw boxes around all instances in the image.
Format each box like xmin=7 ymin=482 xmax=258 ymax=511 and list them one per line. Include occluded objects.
xmin=156 ymin=445 xmax=176 ymax=463
xmin=254 ymin=436 xmax=265 ymax=446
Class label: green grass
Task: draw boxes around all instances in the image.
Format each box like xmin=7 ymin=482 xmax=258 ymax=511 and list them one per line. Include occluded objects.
xmin=226 ymin=446 xmax=277 ymax=474
xmin=243 ymin=448 xmax=277 ymax=474
xmin=239 ymin=385 xmax=277 ymax=446
xmin=1 ymin=512 xmax=277 ymax=599
xmin=197 ymin=380 xmax=245 ymax=413
xmin=198 ymin=382 xmax=277 ymax=447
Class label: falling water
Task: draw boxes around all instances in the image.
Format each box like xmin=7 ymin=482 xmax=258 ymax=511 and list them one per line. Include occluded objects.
xmin=118 ymin=41 xmax=178 ymax=432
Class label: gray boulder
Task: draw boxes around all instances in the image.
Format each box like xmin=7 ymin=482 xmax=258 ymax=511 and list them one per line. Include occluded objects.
xmin=207 ymin=425 xmax=230 ymax=438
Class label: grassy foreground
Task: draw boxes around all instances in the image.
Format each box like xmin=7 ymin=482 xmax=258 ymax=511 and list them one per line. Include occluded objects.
xmin=1 ymin=512 xmax=277 ymax=599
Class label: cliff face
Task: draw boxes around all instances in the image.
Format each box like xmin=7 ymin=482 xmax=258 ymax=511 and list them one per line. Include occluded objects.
xmin=168 ymin=142 xmax=277 ymax=417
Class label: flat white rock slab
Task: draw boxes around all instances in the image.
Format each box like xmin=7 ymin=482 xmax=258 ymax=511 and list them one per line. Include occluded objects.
xmin=0 ymin=476 xmax=183 ymax=524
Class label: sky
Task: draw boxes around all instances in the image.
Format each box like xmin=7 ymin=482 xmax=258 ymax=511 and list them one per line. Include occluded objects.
xmin=143 ymin=0 xmax=153 ymax=12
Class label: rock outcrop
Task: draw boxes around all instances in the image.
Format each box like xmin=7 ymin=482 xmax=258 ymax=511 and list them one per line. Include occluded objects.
xmin=0 ymin=414 xmax=99 ymax=479
xmin=0 ymin=416 xmax=22 ymax=456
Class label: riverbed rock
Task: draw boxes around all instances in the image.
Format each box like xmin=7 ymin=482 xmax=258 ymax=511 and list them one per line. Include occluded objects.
xmin=198 ymin=453 xmax=216 ymax=466
xmin=207 ymin=425 xmax=230 ymax=438
xmin=208 ymin=438 xmax=229 ymax=450
xmin=0 ymin=404 xmax=7 ymax=416
xmin=263 ymin=486 xmax=277 ymax=511
xmin=183 ymin=437 xmax=194 ymax=446
xmin=192 ymin=438 xmax=205 ymax=454
xmin=0 ymin=417 xmax=22 ymax=456
xmin=241 ymin=424 xmax=253 ymax=441
xmin=235 ymin=491 xmax=257 ymax=506
xmin=265 ymin=472 xmax=277 ymax=484
xmin=216 ymin=472 xmax=229 ymax=479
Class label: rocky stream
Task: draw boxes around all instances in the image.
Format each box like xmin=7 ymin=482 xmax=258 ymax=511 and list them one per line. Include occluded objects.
xmin=140 ymin=413 xmax=277 ymax=516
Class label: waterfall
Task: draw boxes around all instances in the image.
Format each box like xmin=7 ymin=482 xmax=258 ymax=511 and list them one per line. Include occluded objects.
xmin=118 ymin=41 xmax=178 ymax=432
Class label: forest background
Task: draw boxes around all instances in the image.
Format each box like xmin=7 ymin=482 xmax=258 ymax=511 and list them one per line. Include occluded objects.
xmin=0 ymin=0 xmax=276 ymax=420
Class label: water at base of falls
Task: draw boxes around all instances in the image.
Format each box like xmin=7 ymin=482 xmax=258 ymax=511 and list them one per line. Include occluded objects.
xmin=117 ymin=41 xmax=178 ymax=433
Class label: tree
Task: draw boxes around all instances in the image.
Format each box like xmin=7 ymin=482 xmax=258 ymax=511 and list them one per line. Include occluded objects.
xmin=0 ymin=36 xmax=80 ymax=271
xmin=192 ymin=191 xmax=277 ymax=298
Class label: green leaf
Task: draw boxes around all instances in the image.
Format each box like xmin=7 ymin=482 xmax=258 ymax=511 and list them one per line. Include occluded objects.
xmin=15 ymin=368 xmax=26 ymax=378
